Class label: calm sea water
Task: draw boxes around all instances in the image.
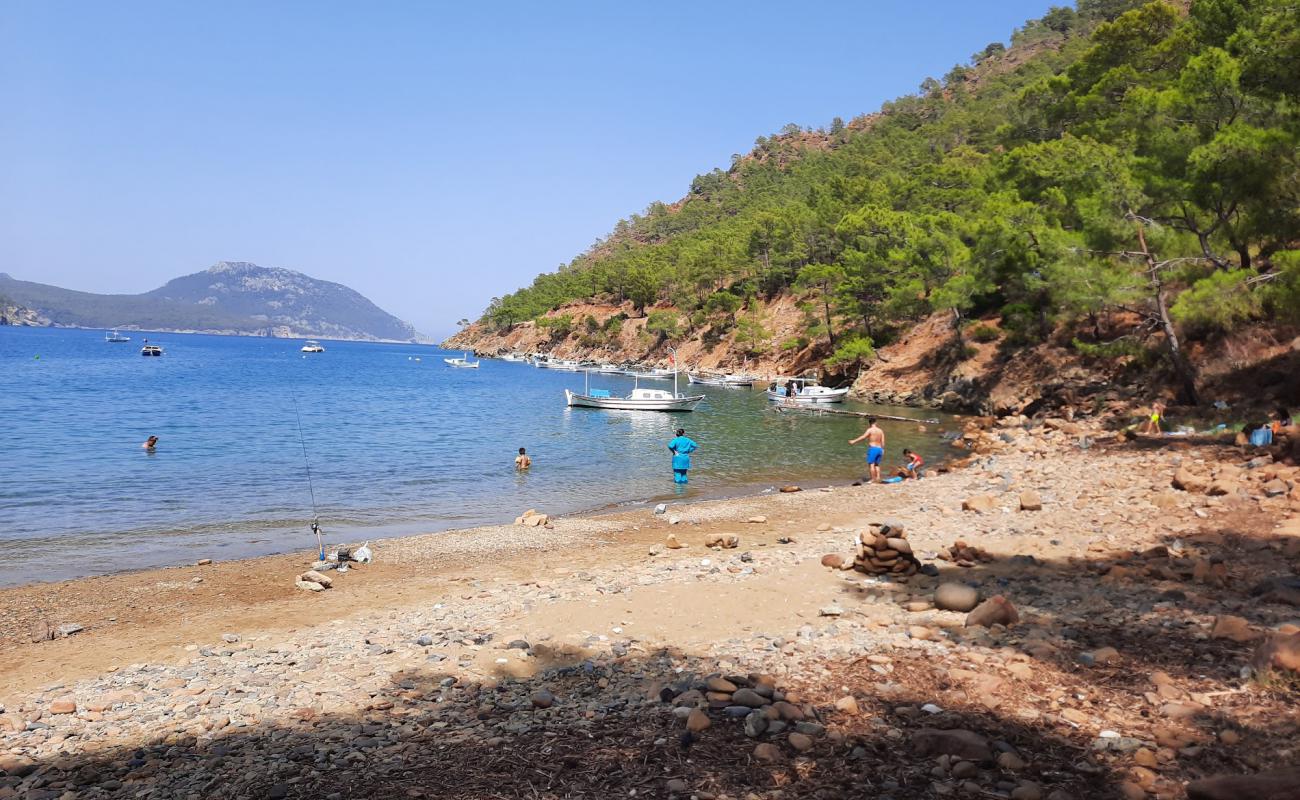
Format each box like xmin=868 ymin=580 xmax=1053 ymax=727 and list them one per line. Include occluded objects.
xmin=0 ymin=327 xmax=957 ymax=586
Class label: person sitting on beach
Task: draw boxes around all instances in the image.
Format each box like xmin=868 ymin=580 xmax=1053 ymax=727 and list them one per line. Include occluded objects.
xmin=142 ymin=435 xmax=158 ymax=451
xmin=1142 ymin=401 xmax=1165 ymax=436
xmin=515 ymin=447 xmax=531 ymax=470
xmin=849 ymin=418 xmax=886 ymax=483
xmin=901 ymin=448 xmax=924 ymax=479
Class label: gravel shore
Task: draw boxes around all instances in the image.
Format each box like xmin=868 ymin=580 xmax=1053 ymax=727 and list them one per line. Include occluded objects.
xmin=2 ymin=418 xmax=1298 ymax=799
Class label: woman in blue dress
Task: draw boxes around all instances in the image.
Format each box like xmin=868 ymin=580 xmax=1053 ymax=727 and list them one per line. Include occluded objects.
xmin=667 ymin=428 xmax=698 ymax=484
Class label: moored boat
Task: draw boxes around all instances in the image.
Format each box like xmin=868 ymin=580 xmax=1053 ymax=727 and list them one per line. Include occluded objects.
xmin=301 ymin=340 xmax=325 ymax=353
xmin=688 ymin=372 xmax=756 ymax=387
xmin=105 ymin=330 xmax=131 ymax=343
xmin=141 ymin=344 xmax=163 ymax=357
xmin=565 ymin=386 xmax=704 ymax=411
xmin=766 ymin=378 xmax=848 ymax=403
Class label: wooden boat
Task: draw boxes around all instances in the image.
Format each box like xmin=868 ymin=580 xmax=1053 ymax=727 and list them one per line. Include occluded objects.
xmin=565 ymin=386 xmax=704 ymax=411
xmin=565 ymin=353 xmax=704 ymax=411
xmin=105 ymin=330 xmax=131 ymax=343
xmin=766 ymin=378 xmax=848 ymax=404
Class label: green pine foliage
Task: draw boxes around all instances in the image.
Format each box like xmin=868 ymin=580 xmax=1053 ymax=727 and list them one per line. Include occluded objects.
xmin=481 ymin=1 xmax=1299 ymax=399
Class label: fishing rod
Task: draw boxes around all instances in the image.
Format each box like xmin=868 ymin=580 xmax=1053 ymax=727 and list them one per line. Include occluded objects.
xmin=292 ymin=395 xmax=325 ymax=561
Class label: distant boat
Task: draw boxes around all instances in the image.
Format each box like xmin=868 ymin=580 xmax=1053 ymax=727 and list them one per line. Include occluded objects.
xmin=534 ymin=357 xmax=581 ymax=371
xmin=766 ymin=378 xmax=848 ymax=404
xmin=105 ymin=330 xmax=131 ymax=343
xmin=141 ymin=345 xmax=163 ymax=357
xmin=301 ymin=341 xmax=325 ymax=353
xmin=625 ymin=367 xmax=674 ymax=380
xmin=444 ymin=352 xmax=480 ymax=368
xmin=689 ymin=372 xmax=756 ymax=387
xmin=499 ymin=352 xmax=527 ymax=362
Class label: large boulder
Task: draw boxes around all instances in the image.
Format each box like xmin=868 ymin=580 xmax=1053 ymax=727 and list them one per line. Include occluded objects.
xmin=966 ymin=595 xmax=1019 ymax=628
xmin=1172 ymin=468 xmax=1208 ymax=493
xmin=1250 ymin=632 xmax=1300 ymax=678
xmin=935 ymin=582 xmax=980 ymax=612
xmin=1210 ymin=615 xmax=1261 ymax=643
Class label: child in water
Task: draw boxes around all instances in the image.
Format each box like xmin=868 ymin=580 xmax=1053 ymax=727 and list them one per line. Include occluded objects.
xmin=515 ymin=447 xmax=531 ymax=470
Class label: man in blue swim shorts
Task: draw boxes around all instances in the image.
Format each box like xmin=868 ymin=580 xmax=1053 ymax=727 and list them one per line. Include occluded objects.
xmin=849 ymin=418 xmax=886 ymax=483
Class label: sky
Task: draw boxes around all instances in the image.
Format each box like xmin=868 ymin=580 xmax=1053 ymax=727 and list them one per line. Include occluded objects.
xmin=1 ymin=1 xmax=1055 ymax=338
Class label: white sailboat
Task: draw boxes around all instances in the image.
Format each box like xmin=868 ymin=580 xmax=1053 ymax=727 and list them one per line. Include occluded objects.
xmin=565 ymin=349 xmax=704 ymax=411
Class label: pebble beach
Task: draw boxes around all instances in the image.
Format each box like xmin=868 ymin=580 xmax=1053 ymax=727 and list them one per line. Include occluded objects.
xmin=2 ymin=417 xmax=1299 ymax=799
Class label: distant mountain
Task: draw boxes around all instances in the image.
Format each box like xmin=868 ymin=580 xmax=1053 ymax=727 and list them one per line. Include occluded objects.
xmin=0 ymin=262 xmax=423 ymax=341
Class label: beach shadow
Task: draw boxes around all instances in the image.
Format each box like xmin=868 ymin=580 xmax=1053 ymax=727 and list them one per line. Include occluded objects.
xmin=2 ymin=647 xmax=1131 ymax=800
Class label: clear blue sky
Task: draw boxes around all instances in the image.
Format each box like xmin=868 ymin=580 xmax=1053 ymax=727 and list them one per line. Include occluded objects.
xmin=2 ymin=1 xmax=1054 ymax=338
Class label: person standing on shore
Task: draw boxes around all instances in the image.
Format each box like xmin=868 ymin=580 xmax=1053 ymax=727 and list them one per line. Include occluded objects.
xmin=1142 ymin=401 xmax=1165 ymax=436
xmin=849 ymin=419 xmax=885 ymax=483
xmin=667 ymin=428 xmax=698 ymax=484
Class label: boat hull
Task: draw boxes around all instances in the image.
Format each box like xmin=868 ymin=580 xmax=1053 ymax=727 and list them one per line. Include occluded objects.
xmin=565 ymin=389 xmax=703 ymax=411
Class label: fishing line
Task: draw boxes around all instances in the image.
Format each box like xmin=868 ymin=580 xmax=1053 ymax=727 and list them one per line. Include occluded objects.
xmin=292 ymin=394 xmax=325 ymax=560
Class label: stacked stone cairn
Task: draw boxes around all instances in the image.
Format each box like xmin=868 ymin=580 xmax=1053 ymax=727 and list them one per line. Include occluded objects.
xmin=853 ymin=522 xmax=922 ymax=578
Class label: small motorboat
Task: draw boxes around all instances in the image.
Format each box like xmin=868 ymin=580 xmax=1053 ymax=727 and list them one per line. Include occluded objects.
xmin=444 ymin=352 xmax=480 ymax=368
xmin=766 ymin=377 xmax=848 ymax=404
xmin=500 ymin=352 xmax=527 ymax=362
xmin=689 ymin=372 xmax=756 ymax=387
xmin=534 ymin=357 xmax=581 ymax=371
xmin=105 ymin=330 xmax=131 ymax=343
xmin=141 ymin=345 xmax=163 ymax=357
xmin=301 ymin=341 xmax=325 ymax=353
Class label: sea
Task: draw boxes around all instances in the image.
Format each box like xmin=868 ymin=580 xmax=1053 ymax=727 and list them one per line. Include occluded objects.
xmin=0 ymin=327 xmax=958 ymax=586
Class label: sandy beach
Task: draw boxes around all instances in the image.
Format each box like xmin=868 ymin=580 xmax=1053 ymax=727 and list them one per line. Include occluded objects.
xmin=2 ymin=418 xmax=1299 ymax=799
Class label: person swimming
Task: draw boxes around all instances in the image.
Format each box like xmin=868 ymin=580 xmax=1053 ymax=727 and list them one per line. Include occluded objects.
xmin=142 ymin=435 xmax=158 ymax=451
xmin=515 ymin=447 xmax=531 ymax=470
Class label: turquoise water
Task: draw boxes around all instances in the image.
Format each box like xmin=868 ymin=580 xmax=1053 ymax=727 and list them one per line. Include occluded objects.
xmin=0 ymin=327 xmax=956 ymax=585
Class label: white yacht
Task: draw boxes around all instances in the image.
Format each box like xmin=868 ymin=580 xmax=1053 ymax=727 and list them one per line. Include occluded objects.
xmin=301 ymin=341 xmax=325 ymax=353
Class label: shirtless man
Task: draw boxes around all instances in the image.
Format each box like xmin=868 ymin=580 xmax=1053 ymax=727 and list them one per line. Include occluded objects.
xmin=849 ymin=418 xmax=885 ymax=483
xmin=515 ymin=447 xmax=531 ymax=470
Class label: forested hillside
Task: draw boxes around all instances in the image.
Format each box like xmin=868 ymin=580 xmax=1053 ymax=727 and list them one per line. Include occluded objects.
xmin=454 ymin=0 xmax=1299 ymax=409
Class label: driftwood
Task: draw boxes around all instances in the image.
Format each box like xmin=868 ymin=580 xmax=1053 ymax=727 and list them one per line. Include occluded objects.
xmin=772 ymin=405 xmax=939 ymax=425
